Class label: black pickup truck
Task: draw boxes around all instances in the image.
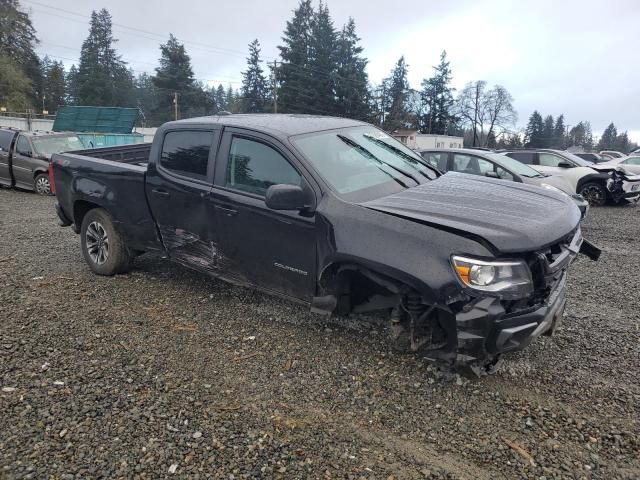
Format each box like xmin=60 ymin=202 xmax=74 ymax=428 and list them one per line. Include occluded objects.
xmin=51 ymin=114 xmax=600 ymax=370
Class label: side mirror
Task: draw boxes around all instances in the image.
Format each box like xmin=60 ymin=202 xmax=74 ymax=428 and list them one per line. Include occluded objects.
xmin=558 ymin=162 xmax=574 ymax=168
xmin=265 ymin=184 xmax=307 ymax=211
xmin=485 ymin=171 xmax=499 ymax=178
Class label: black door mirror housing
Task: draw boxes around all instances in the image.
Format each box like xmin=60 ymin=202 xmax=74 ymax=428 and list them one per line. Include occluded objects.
xmin=558 ymin=161 xmax=574 ymax=168
xmin=265 ymin=184 xmax=307 ymax=211
xmin=485 ymin=171 xmax=499 ymax=178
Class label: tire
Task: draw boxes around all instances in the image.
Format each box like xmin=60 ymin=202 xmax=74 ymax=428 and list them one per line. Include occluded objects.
xmin=34 ymin=173 xmax=52 ymax=196
xmin=579 ymin=182 xmax=607 ymax=206
xmin=80 ymin=208 xmax=131 ymax=276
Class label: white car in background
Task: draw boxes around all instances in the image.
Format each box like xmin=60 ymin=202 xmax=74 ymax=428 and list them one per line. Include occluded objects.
xmin=599 ymin=155 xmax=640 ymax=175
xmin=502 ymin=149 xmax=640 ymax=205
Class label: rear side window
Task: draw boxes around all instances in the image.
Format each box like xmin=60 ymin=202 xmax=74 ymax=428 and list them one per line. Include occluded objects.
xmin=0 ymin=130 xmax=15 ymax=151
xmin=452 ymin=154 xmax=494 ymax=175
xmin=227 ymin=137 xmax=301 ymax=196
xmin=160 ymin=131 xmax=214 ymax=178
xmin=507 ymin=152 xmax=535 ymax=164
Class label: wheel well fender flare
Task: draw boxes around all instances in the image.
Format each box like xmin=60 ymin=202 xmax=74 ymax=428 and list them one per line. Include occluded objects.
xmin=576 ymin=173 xmax=610 ymax=193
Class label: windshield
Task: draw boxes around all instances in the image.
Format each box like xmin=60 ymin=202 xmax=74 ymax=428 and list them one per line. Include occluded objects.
xmin=292 ymin=126 xmax=437 ymax=199
xmin=560 ymin=151 xmax=594 ymax=166
xmin=32 ymin=135 xmax=84 ymax=158
xmin=486 ymin=153 xmax=543 ymax=177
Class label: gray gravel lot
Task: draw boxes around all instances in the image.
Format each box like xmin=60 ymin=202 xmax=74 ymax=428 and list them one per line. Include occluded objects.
xmin=0 ymin=188 xmax=638 ymax=479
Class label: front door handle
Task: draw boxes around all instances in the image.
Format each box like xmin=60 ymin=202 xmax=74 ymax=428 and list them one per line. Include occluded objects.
xmin=152 ymin=188 xmax=170 ymax=197
xmin=215 ymin=204 xmax=238 ymax=217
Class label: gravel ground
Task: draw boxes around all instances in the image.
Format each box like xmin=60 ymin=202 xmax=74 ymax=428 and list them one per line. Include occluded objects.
xmin=0 ymin=188 xmax=638 ymax=480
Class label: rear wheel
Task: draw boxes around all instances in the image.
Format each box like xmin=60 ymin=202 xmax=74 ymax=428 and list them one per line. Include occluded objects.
xmin=579 ymin=182 xmax=607 ymax=206
xmin=80 ymin=208 xmax=131 ymax=275
xmin=34 ymin=173 xmax=52 ymax=196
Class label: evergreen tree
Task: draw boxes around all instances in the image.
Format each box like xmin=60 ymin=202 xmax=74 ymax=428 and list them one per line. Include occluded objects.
xmin=381 ymin=56 xmax=412 ymax=131
xmin=597 ymin=123 xmax=617 ymax=150
xmin=215 ymin=84 xmax=226 ymax=112
xmin=277 ymin=0 xmax=314 ymax=113
xmin=506 ymin=133 xmax=523 ymax=148
xmin=307 ymin=2 xmax=337 ymax=114
xmin=419 ymin=51 xmax=456 ymax=134
xmin=524 ymin=111 xmax=545 ymax=147
xmin=554 ymin=114 xmax=566 ymax=149
xmin=334 ymin=17 xmax=370 ymax=120
xmin=153 ymin=34 xmax=207 ymax=121
xmin=583 ymin=121 xmax=594 ymax=151
xmin=614 ymin=131 xmax=630 ymax=153
xmin=132 ymin=73 xmax=158 ymax=126
xmin=0 ymin=54 xmax=33 ymax=110
xmin=65 ymin=65 xmax=79 ymax=105
xmin=76 ymin=9 xmax=132 ymax=106
xmin=542 ymin=114 xmax=554 ymax=148
xmin=0 ymin=0 xmax=41 ymax=107
xmin=568 ymin=122 xmax=586 ymax=147
xmin=240 ymin=39 xmax=269 ymax=113
xmin=43 ymin=60 xmax=66 ymax=113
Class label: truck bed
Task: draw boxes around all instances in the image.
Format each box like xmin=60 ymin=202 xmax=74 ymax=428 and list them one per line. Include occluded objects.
xmin=69 ymin=143 xmax=152 ymax=167
xmin=51 ymin=147 xmax=161 ymax=253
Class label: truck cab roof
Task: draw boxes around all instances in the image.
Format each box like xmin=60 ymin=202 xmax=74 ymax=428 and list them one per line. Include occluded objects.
xmin=164 ymin=114 xmax=368 ymax=139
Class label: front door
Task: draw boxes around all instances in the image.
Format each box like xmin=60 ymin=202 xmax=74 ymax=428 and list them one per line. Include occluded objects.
xmin=210 ymin=129 xmax=317 ymax=302
xmin=536 ymin=152 xmax=571 ymax=176
xmin=145 ymin=128 xmax=220 ymax=274
xmin=12 ymin=134 xmax=36 ymax=189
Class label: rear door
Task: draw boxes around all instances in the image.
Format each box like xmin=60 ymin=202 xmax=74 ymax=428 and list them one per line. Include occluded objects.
xmin=210 ymin=128 xmax=317 ymax=301
xmin=145 ymin=127 xmax=221 ymax=274
xmin=12 ymin=134 xmax=36 ymax=189
xmin=0 ymin=130 xmax=16 ymax=186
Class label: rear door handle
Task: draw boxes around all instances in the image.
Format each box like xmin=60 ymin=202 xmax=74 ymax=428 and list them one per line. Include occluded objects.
xmin=152 ymin=188 xmax=170 ymax=197
xmin=215 ymin=204 xmax=238 ymax=217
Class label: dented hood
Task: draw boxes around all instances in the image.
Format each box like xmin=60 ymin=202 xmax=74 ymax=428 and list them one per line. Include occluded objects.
xmin=363 ymin=172 xmax=581 ymax=253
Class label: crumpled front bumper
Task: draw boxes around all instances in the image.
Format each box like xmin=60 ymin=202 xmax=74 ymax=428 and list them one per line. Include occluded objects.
xmin=452 ymin=228 xmax=599 ymax=363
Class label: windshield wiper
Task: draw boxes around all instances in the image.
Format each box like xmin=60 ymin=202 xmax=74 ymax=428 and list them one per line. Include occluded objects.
xmin=336 ymin=134 xmax=420 ymax=186
xmin=362 ymin=134 xmax=439 ymax=179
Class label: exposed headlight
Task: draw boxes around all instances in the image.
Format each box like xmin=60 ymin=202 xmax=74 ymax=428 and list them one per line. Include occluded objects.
xmin=540 ymin=183 xmax=568 ymax=196
xmin=451 ymin=256 xmax=533 ymax=299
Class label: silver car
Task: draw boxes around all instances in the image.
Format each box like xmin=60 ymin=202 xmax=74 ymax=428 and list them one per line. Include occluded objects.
xmin=419 ymin=148 xmax=589 ymax=217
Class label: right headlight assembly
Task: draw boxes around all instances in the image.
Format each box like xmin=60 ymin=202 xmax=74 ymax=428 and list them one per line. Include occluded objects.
xmin=451 ymin=255 xmax=533 ymax=300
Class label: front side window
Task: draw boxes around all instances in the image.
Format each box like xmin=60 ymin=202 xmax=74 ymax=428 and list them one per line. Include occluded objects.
xmin=538 ymin=153 xmax=565 ymax=167
xmin=452 ymin=154 xmax=493 ymax=175
xmin=623 ymin=157 xmax=640 ymax=165
xmin=160 ymin=131 xmax=214 ymax=178
xmin=227 ymin=137 xmax=301 ymax=196
xmin=16 ymin=135 xmax=31 ymax=156
xmin=0 ymin=131 xmax=15 ymax=151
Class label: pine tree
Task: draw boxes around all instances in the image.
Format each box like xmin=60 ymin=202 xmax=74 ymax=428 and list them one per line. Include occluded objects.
xmin=132 ymin=73 xmax=158 ymax=126
xmin=597 ymin=123 xmax=617 ymax=150
xmin=153 ymin=34 xmax=205 ymax=121
xmin=554 ymin=114 xmax=566 ymax=149
xmin=76 ymin=9 xmax=132 ymax=106
xmin=65 ymin=65 xmax=79 ymax=105
xmin=583 ymin=121 xmax=594 ymax=151
xmin=334 ymin=18 xmax=370 ymax=120
xmin=307 ymin=2 xmax=337 ymax=114
xmin=43 ymin=60 xmax=66 ymax=113
xmin=524 ymin=111 xmax=545 ymax=147
xmin=214 ymin=84 xmax=226 ymax=112
xmin=277 ymin=0 xmax=314 ymax=113
xmin=381 ymin=57 xmax=412 ymax=131
xmin=0 ymin=54 xmax=33 ymax=110
xmin=568 ymin=122 xmax=586 ymax=147
xmin=240 ymin=39 xmax=269 ymax=113
xmin=0 ymin=0 xmax=41 ymax=107
xmin=614 ymin=131 xmax=630 ymax=153
xmin=542 ymin=115 xmax=554 ymax=148
xmin=419 ymin=51 xmax=456 ymax=134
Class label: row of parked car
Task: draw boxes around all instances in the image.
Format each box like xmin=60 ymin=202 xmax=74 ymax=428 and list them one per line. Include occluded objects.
xmin=418 ymin=147 xmax=640 ymax=207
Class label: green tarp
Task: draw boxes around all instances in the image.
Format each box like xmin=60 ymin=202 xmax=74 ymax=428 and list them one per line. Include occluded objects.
xmin=52 ymin=106 xmax=138 ymax=134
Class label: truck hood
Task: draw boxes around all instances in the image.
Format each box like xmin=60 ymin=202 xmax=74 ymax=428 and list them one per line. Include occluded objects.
xmin=363 ymin=172 xmax=581 ymax=253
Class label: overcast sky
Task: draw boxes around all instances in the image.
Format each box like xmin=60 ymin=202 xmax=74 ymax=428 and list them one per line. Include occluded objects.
xmin=25 ymin=0 xmax=640 ymax=141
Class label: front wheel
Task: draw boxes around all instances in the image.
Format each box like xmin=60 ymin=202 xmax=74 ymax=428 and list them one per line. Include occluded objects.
xmin=579 ymin=182 xmax=607 ymax=206
xmin=80 ymin=208 xmax=131 ymax=276
xmin=34 ymin=173 xmax=52 ymax=196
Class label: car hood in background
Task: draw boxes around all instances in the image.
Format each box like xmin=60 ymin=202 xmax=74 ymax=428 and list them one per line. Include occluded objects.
xmin=363 ymin=172 xmax=581 ymax=253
